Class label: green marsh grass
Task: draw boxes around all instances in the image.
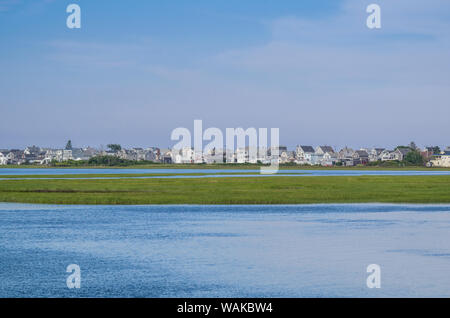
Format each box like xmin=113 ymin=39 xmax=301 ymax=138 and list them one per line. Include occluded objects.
xmin=0 ymin=175 xmax=449 ymax=205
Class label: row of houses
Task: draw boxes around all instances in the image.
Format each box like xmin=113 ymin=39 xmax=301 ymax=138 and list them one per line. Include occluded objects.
xmin=0 ymin=146 xmax=100 ymax=165
xmin=169 ymin=145 xmax=450 ymax=167
xmin=295 ymin=146 xmax=421 ymax=166
xmin=171 ymin=147 xmax=278 ymax=164
xmin=0 ymin=146 xmax=173 ymax=165
xmin=101 ymin=147 xmax=174 ymax=164
xmin=1 ymin=145 xmax=450 ymax=167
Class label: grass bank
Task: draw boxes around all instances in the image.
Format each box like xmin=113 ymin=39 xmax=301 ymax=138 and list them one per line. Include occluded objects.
xmin=1 ymin=175 xmax=450 ymax=205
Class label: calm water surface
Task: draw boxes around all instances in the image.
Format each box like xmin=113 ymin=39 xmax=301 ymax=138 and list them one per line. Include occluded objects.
xmin=1 ymin=203 xmax=450 ymax=297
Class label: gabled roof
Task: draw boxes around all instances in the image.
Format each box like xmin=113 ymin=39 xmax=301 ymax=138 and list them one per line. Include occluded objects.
xmin=339 ymin=147 xmax=354 ymax=153
xmin=298 ymin=145 xmax=314 ymax=153
xmin=318 ymin=146 xmax=334 ymax=153
xmin=373 ymin=148 xmax=385 ymax=154
xmin=324 ymin=151 xmax=338 ymax=157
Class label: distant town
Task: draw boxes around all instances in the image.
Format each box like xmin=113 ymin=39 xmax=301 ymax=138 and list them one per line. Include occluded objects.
xmin=1 ymin=141 xmax=449 ymax=167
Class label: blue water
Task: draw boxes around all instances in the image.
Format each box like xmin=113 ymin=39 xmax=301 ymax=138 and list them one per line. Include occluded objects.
xmin=0 ymin=168 xmax=256 ymax=175
xmin=1 ymin=168 xmax=450 ymax=179
xmin=1 ymin=203 xmax=450 ymax=297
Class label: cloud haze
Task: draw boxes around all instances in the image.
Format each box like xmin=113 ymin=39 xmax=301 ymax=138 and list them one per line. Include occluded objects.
xmin=0 ymin=0 xmax=449 ymax=150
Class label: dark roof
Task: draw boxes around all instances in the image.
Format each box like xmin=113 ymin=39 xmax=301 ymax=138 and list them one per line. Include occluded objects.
xmin=319 ymin=146 xmax=334 ymax=153
xmin=356 ymin=150 xmax=369 ymax=157
xmin=9 ymin=149 xmax=23 ymax=154
xmin=298 ymin=146 xmax=314 ymax=153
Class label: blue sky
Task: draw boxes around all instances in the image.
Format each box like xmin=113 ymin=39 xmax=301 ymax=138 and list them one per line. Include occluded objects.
xmin=1 ymin=0 xmax=449 ymax=150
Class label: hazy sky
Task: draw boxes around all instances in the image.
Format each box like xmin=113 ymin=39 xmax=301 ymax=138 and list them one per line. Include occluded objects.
xmin=1 ymin=0 xmax=449 ymax=150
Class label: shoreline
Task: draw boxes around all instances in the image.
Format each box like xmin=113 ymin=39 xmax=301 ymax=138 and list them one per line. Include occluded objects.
xmin=2 ymin=201 xmax=450 ymax=207
xmin=1 ymin=164 xmax=450 ymax=171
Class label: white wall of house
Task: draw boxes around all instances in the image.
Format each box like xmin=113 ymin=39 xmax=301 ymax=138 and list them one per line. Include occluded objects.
xmin=303 ymin=153 xmax=313 ymax=164
xmin=430 ymin=155 xmax=450 ymax=167
xmin=321 ymin=152 xmax=338 ymax=166
xmin=295 ymin=150 xmax=313 ymax=165
xmin=175 ymin=147 xmax=194 ymax=163
xmin=310 ymin=154 xmax=323 ymax=165
xmin=380 ymin=150 xmax=396 ymax=161
xmin=44 ymin=149 xmax=73 ymax=162
xmin=0 ymin=153 xmax=7 ymax=165
xmin=236 ymin=147 xmax=259 ymax=163
xmin=236 ymin=148 xmax=247 ymax=164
